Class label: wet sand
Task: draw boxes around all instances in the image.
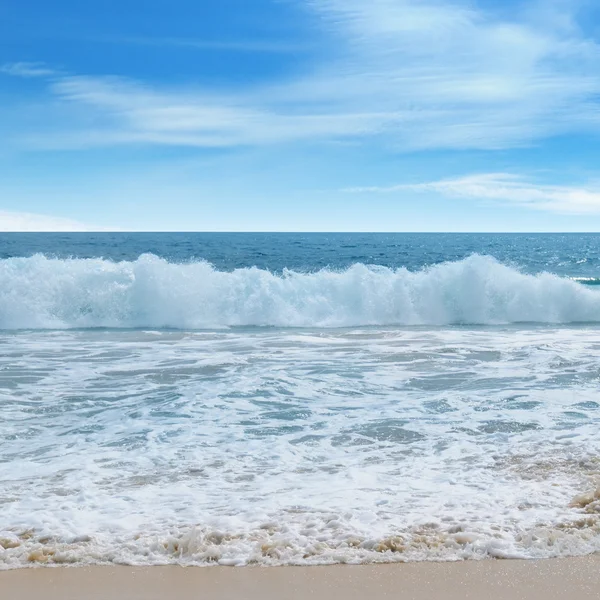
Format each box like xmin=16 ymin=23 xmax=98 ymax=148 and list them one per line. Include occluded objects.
xmin=2 ymin=556 xmax=600 ymax=600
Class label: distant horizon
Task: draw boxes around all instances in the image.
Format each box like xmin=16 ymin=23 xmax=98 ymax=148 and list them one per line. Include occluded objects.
xmin=3 ymin=231 xmax=600 ymax=235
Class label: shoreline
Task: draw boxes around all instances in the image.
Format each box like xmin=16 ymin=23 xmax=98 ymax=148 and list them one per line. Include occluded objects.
xmin=3 ymin=556 xmax=600 ymax=600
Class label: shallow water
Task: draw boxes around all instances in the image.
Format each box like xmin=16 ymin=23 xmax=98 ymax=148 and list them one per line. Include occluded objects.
xmin=2 ymin=325 xmax=600 ymax=566
xmin=1 ymin=234 xmax=600 ymax=567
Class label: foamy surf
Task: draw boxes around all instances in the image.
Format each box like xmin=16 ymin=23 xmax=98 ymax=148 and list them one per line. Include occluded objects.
xmin=1 ymin=254 xmax=600 ymax=329
xmin=2 ymin=326 xmax=600 ymax=569
xmin=3 ymin=507 xmax=600 ymax=568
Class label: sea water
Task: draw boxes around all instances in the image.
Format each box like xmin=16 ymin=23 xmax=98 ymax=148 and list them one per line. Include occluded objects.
xmin=2 ymin=233 xmax=600 ymax=568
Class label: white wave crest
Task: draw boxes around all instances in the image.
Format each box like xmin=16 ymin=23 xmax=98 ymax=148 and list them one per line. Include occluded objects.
xmin=1 ymin=253 xmax=599 ymax=329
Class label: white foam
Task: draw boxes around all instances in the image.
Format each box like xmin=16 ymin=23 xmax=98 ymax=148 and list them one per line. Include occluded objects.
xmin=2 ymin=326 xmax=600 ymax=567
xmin=1 ymin=254 xmax=600 ymax=329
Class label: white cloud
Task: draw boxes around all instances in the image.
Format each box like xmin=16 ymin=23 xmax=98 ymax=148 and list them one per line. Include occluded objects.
xmin=4 ymin=1 xmax=600 ymax=150
xmin=1 ymin=62 xmax=58 ymax=78
xmin=0 ymin=211 xmax=109 ymax=232
xmin=19 ymin=75 xmax=388 ymax=149
xmin=347 ymin=173 xmax=600 ymax=214
xmin=297 ymin=0 xmax=600 ymax=148
xmin=103 ymin=36 xmax=310 ymax=53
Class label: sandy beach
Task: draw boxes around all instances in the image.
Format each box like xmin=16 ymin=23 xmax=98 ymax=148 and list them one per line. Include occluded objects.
xmin=2 ymin=556 xmax=600 ymax=600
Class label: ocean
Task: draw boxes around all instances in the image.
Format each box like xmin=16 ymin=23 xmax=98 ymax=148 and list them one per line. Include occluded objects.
xmin=2 ymin=232 xmax=600 ymax=568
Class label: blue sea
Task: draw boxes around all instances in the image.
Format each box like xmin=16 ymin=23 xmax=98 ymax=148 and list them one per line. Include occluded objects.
xmin=2 ymin=233 xmax=600 ymax=567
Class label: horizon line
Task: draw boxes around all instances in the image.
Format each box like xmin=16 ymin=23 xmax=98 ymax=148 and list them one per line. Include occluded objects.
xmin=2 ymin=231 xmax=600 ymax=235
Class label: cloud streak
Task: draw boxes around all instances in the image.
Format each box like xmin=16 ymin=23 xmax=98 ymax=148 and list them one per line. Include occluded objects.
xmin=0 ymin=210 xmax=111 ymax=232
xmin=347 ymin=173 xmax=600 ymax=214
xmin=100 ymin=36 xmax=311 ymax=53
xmin=3 ymin=1 xmax=600 ymax=151
xmin=1 ymin=62 xmax=58 ymax=78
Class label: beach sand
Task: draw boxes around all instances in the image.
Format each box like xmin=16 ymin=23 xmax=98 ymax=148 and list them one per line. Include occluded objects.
xmin=2 ymin=556 xmax=600 ymax=600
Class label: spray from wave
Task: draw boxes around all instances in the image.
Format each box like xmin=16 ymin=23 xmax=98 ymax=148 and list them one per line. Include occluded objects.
xmin=1 ymin=253 xmax=599 ymax=329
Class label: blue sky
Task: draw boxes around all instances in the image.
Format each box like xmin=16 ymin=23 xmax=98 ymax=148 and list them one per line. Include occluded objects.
xmin=3 ymin=0 xmax=600 ymax=231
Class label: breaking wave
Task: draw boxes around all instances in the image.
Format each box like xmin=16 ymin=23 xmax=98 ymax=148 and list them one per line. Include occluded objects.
xmin=1 ymin=253 xmax=600 ymax=329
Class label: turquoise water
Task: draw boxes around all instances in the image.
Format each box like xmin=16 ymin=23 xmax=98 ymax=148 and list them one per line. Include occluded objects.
xmin=1 ymin=234 xmax=600 ymax=568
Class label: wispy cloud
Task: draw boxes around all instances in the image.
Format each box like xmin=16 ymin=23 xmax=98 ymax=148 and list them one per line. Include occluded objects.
xmin=0 ymin=210 xmax=111 ymax=232
xmin=299 ymin=0 xmax=600 ymax=148
xmin=347 ymin=173 xmax=600 ymax=214
xmin=100 ymin=36 xmax=310 ymax=53
xmin=18 ymin=75 xmax=388 ymax=149
xmin=3 ymin=0 xmax=600 ymax=151
xmin=1 ymin=62 xmax=58 ymax=78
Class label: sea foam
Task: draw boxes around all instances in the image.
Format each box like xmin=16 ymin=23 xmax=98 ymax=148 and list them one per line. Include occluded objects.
xmin=0 ymin=253 xmax=599 ymax=329
xmin=2 ymin=325 xmax=600 ymax=568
